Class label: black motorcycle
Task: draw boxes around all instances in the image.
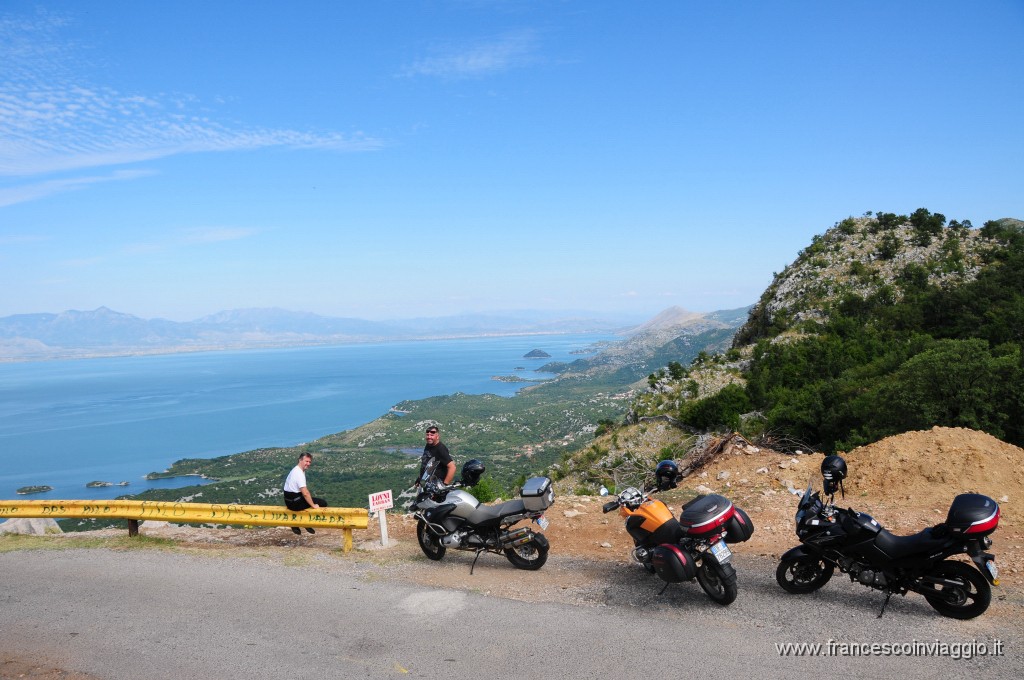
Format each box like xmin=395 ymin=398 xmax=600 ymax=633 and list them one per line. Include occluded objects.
xmin=409 ymin=459 xmax=554 ymax=573
xmin=776 ymin=455 xmax=1000 ymax=619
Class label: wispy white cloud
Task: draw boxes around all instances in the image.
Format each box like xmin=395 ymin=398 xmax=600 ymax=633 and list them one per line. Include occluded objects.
xmin=122 ymin=227 xmax=260 ymax=256
xmin=402 ymin=29 xmax=540 ymax=79
xmin=0 ymin=10 xmax=382 ymax=186
xmin=0 ymin=169 xmax=155 ymax=207
xmin=182 ymin=227 xmax=260 ymax=245
xmin=59 ymin=226 xmax=260 ymax=269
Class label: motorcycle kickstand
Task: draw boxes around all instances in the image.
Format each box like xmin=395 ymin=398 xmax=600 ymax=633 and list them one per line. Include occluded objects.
xmin=657 ymin=581 xmax=671 ymax=596
xmin=470 ymin=548 xmax=486 ymax=575
xmin=877 ymin=591 xmax=893 ymax=618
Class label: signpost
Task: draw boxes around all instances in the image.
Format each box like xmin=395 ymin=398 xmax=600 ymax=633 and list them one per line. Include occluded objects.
xmin=368 ymin=490 xmax=394 ymax=547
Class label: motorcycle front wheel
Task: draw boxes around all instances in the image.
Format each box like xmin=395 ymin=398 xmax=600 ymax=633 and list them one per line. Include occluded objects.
xmin=416 ymin=519 xmax=446 ymax=561
xmin=923 ymin=560 xmax=991 ymax=620
xmin=696 ymin=559 xmax=738 ymax=605
xmin=776 ymin=555 xmax=835 ymax=594
xmin=504 ymin=537 xmax=548 ymax=570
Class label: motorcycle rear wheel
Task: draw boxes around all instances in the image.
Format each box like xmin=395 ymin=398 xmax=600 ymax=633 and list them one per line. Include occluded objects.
xmin=416 ymin=519 xmax=446 ymax=561
xmin=923 ymin=560 xmax=991 ymax=620
xmin=504 ymin=537 xmax=548 ymax=570
xmin=776 ymin=555 xmax=835 ymax=594
xmin=696 ymin=559 xmax=737 ymax=605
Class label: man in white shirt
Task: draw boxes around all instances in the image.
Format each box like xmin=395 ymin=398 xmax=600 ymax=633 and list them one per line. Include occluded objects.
xmin=283 ymin=452 xmax=328 ymax=535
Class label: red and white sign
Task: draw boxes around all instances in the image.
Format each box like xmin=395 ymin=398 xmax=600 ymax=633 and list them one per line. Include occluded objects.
xmin=369 ymin=490 xmax=394 ymax=513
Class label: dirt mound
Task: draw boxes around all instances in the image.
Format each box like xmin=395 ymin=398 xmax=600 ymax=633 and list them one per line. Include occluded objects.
xmin=844 ymin=426 xmax=1021 ymax=508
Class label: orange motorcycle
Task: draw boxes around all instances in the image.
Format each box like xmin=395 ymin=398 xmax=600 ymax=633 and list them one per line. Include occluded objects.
xmin=601 ymin=460 xmax=754 ymax=605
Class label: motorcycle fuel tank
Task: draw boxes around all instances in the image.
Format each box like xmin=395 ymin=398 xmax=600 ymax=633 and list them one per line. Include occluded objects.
xmin=443 ymin=489 xmax=481 ymax=519
xmin=623 ymin=500 xmax=683 ymax=548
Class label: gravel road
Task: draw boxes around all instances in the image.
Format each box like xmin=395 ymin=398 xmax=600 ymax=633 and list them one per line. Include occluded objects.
xmin=1 ymin=545 xmax=1020 ymax=679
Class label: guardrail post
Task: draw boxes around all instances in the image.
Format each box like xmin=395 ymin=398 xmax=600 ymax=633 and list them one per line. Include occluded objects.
xmin=127 ymin=519 xmax=139 ymax=537
xmin=342 ymin=528 xmax=353 ymax=553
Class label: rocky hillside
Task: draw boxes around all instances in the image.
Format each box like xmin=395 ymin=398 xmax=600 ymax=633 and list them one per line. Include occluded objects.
xmin=576 ymin=209 xmax=1024 ymax=486
xmin=735 ymin=212 xmax=1022 ymax=345
xmin=545 ymin=305 xmax=749 ymax=383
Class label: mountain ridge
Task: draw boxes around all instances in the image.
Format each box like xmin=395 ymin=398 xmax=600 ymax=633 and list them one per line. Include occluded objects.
xmin=0 ymin=306 xmax=650 ymax=361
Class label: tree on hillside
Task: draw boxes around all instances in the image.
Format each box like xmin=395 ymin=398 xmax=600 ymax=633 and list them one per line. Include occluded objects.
xmin=909 ymin=207 xmax=946 ymax=246
xmin=679 ymin=383 xmax=751 ymax=432
xmin=872 ymin=339 xmax=1011 ymax=438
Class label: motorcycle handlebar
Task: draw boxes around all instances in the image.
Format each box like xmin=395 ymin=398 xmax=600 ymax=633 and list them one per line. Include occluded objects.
xmin=602 ymin=501 xmax=620 ymax=513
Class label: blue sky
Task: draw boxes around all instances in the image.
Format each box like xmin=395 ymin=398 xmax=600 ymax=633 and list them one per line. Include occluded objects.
xmin=1 ymin=1 xmax=1021 ymax=322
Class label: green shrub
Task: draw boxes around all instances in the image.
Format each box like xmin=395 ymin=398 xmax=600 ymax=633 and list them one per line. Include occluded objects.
xmin=873 ymin=212 xmax=907 ymax=232
xmin=848 ymin=260 xmax=869 ymax=277
xmin=679 ymin=384 xmax=752 ymax=431
xmin=876 ymin=233 xmax=901 ymax=260
xmin=472 ymin=474 xmax=500 ymax=502
xmin=838 ymin=218 xmax=858 ymax=235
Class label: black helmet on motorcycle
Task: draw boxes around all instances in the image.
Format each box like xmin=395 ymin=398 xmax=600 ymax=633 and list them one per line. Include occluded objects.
xmin=821 ymin=454 xmax=847 ymax=496
xmin=655 ymin=459 xmax=681 ymax=490
xmin=461 ymin=458 xmax=485 ymax=486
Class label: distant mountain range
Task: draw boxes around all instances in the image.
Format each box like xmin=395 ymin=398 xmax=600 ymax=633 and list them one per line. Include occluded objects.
xmin=0 ymin=306 xmax=662 ymax=360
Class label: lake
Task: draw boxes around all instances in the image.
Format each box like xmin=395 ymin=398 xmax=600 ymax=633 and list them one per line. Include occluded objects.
xmin=0 ymin=333 xmax=613 ymax=501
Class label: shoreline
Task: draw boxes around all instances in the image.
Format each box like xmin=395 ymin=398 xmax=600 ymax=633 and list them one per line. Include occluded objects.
xmin=0 ymin=330 xmax=599 ymax=364
xmin=1 ymin=332 xmax=616 ymax=504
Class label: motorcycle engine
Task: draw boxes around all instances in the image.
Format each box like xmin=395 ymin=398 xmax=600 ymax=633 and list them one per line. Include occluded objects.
xmin=441 ymin=531 xmax=466 ymax=548
xmin=847 ymin=559 xmax=888 ymax=587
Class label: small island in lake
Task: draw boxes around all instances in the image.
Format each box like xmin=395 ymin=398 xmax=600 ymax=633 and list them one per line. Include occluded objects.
xmin=523 ymin=349 xmax=551 ymax=358
xmin=491 ymin=375 xmax=530 ymax=383
xmin=16 ymin=485 xmax=53 ymax=495
xmin=86 ymin=481 xmax=113 ymax=488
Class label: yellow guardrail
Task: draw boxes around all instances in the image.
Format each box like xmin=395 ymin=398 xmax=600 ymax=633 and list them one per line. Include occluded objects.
xmin=0 ymin=499 xmax=369 ymax=552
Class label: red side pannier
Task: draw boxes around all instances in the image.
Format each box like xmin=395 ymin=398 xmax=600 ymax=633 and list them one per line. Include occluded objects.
xmin=725 ymin=505 xmax=754 ymax=542
xmin=651 ymin=544 xmax=697 ymax=583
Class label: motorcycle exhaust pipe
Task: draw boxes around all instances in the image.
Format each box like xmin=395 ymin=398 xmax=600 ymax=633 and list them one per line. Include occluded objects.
xmin=500 ymin=527 xmax=532 ymax=547
xmin=506 ymin=534 xmax=534 ymax=547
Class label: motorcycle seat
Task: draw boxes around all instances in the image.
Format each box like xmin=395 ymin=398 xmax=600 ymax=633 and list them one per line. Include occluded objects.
xmin=875 ymin=526 xmax=950 ymax=560
xmin=467 ymin=499 xmax=528 ymax=527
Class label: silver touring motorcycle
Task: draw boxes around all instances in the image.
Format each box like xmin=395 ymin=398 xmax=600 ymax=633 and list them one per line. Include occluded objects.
xmin=409 ymin=459 xmax=555 ymax=573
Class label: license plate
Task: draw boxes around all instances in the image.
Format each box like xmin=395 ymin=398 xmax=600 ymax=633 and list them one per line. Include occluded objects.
xmin=710 ymin=540 xmax=732 ymax=563
xmin=986 ymin=560 xmax=999 ymax=581
xmin=535 ymin=515 xmax=549 ymax=530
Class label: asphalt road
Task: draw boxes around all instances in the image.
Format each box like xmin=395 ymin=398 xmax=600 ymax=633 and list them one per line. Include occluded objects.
xmin=1 ymin=549 xmax=1020 ymax=679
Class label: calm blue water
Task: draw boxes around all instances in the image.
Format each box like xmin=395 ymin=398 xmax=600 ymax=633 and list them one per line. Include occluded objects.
xmin=0 ymin=334 xmax=611 ymax=501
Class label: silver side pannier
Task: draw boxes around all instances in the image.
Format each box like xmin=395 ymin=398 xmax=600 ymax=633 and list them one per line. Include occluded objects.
xmin=521 ymin=476 xmax=555 ymax=511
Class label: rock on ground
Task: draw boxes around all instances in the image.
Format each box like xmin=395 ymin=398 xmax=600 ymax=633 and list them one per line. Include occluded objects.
xmin=0 ymin=518 xmax=61 ymax=535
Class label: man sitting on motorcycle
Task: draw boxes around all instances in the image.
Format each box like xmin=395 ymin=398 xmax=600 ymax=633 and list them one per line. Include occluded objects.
xmin=416 ymin=425 xmax=455 ymax=487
